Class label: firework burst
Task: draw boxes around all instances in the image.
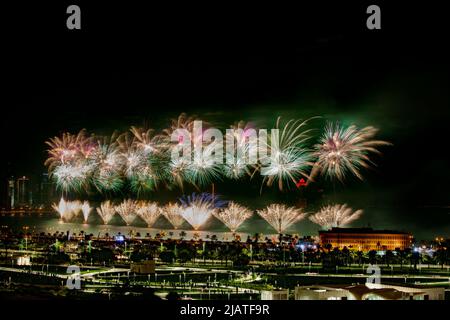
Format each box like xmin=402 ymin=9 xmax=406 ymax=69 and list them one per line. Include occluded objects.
xmin=52 ymin=163 xmax=92 ymax=193
xmin=179 ymin=192 xmax=227 ymax=230
xmin=96 ymin=201 xmax=117 ymax=224
xmin=115 ymin=199 xmax=137 ymax=226
xmin=52 ymin=198 xmax=82 ymax=221
xmin=88 ymin=134 xmax=124 ymax=192
xmin=223 ymin=121 xmax=256 ymax=179
xmin=136 ymin=201 xmax=161 ymax=227
xmin=259 ymin=117 xmax=314 ymax=191
xmin=309 ymin=203 xmax=363 ymax=229
xmin=312 ymin=122 xmax=391 ymax=182
xmin=257 ymin=204 xmax=307 ymax=234
xmin=130 ymin=126 xmax=163 ymax=155
xmin=45 ymin=130 xmax=91 ymax=170
xmin=162 ymin=203 xmax=185 ymax=229
xmin=185 ymin=142 xmax=223 ymax=188
xmin=213 ymin=202 xmax=253 ymax=232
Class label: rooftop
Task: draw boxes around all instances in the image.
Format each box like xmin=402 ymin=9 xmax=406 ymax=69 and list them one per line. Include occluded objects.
xmin=319 ymin=227 xmax=411 ymax=235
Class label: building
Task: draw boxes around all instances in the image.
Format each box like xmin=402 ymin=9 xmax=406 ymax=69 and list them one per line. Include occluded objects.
xmin=319 ymin=227 xmax=413 ymax=251
xmin=15 ymin=176 xmax=32 ymax=208
xmin=7 ymin=177 xmax=15 ymax=209
xmin=261 ymin=289 xmax=289 ymax=300
xmin=294 ymin=284 xmax=445 ymax=300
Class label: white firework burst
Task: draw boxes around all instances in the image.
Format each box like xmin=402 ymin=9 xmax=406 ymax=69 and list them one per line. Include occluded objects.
xmin=312 ymin=122 xmax=391 ymax=182
xmin=309 ymin=203 xmax=363 ymax=229
xmin=115 ymin=199 xmax=138 ymax=225
xmin=136 ymin=201 xmax=161 ymax=227
xmin=213 ymin=202 xmax=253 ymax=232
xmin=257 ymin=204 xmax=307 ymax=234
xmin=162 ymin=203 xmax=185 ymax=229
xmin=96 ymin=201 xmax=117 ymax=224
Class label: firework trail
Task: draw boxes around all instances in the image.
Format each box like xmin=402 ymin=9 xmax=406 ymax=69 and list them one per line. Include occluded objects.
xmin=162 ymin=203 xmax=185 ymax=229
xmin=259 ymin=117 xmax=314 ymax=191
xmin=136 ymin=201 xmax=161 ymax=227
xmin=115 ymin=199 xmax=138 ymax=226
xmin=311 ymin=122 xmax=391 ymax=183
xmin=96 ymin=201 xmax=117 ymax=224
xmin=309 ymin=203 xmax=363 ymax=229
xmin=257 ymin=204 xmax=307 ymax=234
xmin=213 ymin=202 xmax=253 ymax=233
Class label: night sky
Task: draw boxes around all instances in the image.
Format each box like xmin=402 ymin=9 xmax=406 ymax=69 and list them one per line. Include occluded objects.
xmin=2 ymin=3 xmax=449 ymax=239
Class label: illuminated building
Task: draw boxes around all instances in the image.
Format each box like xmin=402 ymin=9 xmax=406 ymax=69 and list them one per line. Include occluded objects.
xmin=319 ymin=227 xmax=413 ymax=251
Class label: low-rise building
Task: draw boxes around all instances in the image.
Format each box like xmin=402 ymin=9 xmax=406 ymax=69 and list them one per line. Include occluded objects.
xmin=319 ymin=227 xmax=413 ymax=251
xmin=294 ymin=284 xmax=445 ymax=300
xmin=261 ymin=289 xmax=289 ymax=300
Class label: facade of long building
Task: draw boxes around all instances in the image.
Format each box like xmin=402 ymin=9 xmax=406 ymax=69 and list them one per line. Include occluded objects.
xmin=319 ymin=227 xmax=413 ymax=251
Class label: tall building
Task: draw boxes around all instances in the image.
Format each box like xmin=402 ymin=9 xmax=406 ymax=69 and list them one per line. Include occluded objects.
xmin=319 ymin=227 xmax=413 ymax=251
xmin=15 ymin=176 xmax=32 ymax=208
xmin=7 ymin=177 xmax=15 ymax=209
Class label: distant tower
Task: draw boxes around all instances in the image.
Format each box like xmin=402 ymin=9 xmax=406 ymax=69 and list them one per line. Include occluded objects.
xmin=7 ymin=177 xmax=15 ymax=209
xmin=16 ymin=176 xmax=31 ymax=207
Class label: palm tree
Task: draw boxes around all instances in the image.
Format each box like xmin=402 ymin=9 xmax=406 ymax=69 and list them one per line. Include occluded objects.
xmin=434 ymin=248 xmax=448 ymax=269
xmin=368 ymin=250 xmax=377 ymax=265
xmin=385 ymin=250 xmax=394 ymax=267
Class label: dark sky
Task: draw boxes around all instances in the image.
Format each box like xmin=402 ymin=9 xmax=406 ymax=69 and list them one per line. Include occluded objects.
xmin=2 ymin=3 xmax=450 ymax=239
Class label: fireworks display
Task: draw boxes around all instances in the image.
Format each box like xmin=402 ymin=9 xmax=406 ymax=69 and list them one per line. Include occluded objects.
xmin=259 ymin=117 xmax=314 ymax=191
xmin=257 ymin=204 xmax=307 ymax=234
xmin=213 ymin=202 xmax=253 ymax=233
xmin=46 ymin=115 xmax=389 ymax=238
xmin=311 ymin=122 xmax=390 ymax=182
xmin=115 ymin=199 xmax=138 ymax=226
xmin=309 ymin=204 xmax=363 ymax=229
xmin=136 ymin=201 xmax=161 ymax=227
xmin=96 ymin=201 xmax=117 ymax=224
xmin=162 ymin=203 xmax=185 ymax=229
xmin=45 ymin=114 xmax=389 ymax=194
